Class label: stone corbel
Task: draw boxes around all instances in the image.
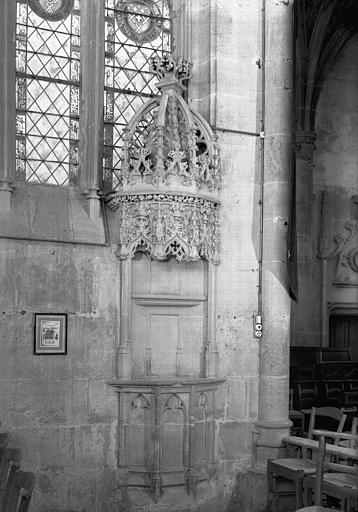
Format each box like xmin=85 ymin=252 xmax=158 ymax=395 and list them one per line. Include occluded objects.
xmin=0 ymin=181 xmax=14 ymax=211
xmin=295 ymin=131 xmax=316 ymax=161
xmin=83 ymin=187 xmax=102 ymax=220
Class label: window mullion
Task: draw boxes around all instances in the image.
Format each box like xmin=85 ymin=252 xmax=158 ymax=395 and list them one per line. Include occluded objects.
xmin=78 ymin=0 xmax=105 ymax=219
xmin=0 ymin=0 xmax=16 ymax=209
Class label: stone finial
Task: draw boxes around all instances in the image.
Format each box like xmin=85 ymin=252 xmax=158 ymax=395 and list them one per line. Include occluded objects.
xmin=149 ymin=54 xmax=192 ymax=84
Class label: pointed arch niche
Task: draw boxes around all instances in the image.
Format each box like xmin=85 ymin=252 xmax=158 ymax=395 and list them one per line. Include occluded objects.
xmin=117 ymin=251 xmax=220 ymax=380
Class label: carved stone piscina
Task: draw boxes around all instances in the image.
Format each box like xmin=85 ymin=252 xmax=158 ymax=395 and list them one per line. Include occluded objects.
xmin=105 ymin=54 xmax=221 ymax=264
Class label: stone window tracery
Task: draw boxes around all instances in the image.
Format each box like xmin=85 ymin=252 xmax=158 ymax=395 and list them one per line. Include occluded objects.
xmin=103 ymin=0 xmax=172 ymax=189
xmin=15 ymin=0 xmax=80 ymax=186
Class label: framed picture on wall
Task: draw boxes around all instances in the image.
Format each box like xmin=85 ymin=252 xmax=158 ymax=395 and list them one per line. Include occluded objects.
xmin=34 ymin=313 xmax=67 ymax=355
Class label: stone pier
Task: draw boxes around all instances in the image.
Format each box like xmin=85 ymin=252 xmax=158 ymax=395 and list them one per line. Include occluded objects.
xmin=254 ymin=0 xmax=294 ymax=472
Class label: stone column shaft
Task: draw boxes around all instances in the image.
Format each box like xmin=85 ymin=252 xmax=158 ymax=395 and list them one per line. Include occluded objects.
xmin=255 ymin=0 xmax=294 ymax=464
xmin=117 ymin=259 xmax=132 ymax=379
xmin=293 ymin=131 xmax=316 ymax=345
xmin=79 ymin=0 xmax=105 ymax=219
xmin=172 ymin=0 xmax=191 ymax=61
xmin=0 ymin=0 xmax=16 ymax=210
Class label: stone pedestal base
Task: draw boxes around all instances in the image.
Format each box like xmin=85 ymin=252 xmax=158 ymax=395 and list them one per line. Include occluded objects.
xmin=252 ymin=419 xmax=292 ymax=471
xmin=228 ymin=467 xmax=296 ymax=512
xmin=227 ymin=469 xmax=267 ymax=512
xmin=107 ymin=378 xmax=225 ymax=503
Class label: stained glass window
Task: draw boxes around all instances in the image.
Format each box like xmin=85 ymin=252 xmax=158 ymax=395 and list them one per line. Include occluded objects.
xmin=15 ymin=0 xmax=80 ymax=186
xmin=104 ymin=0 xmax=172 ymax=189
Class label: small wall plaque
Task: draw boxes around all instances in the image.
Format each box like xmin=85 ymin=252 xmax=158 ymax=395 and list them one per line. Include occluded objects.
xmin=34 ymin=313 xmax=67 ymax=355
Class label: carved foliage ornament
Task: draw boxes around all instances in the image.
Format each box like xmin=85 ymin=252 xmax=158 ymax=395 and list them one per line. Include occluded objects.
xmin=28 ymin=0 xmax=74 ymax=21
xmin=150 ymin=53 xmax=193 ymax=82
xmin=107 ymin=193 xmax=220 ymax=265
xmin=115 ymin=0 xmax=163 ymax=44
xmin=106 ymin=54 xmax=221 ymax=265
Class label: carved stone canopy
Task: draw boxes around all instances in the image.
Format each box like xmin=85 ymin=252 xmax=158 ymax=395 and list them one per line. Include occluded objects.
xmin=106 ymin=54 xmax=221 ymax=264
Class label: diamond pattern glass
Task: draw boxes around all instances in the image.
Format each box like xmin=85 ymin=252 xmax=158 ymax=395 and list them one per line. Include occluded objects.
xmin=15 ymin=0 xmax=80 ymax=186
xmin=104 ymin=0 xmax=171 ymax=188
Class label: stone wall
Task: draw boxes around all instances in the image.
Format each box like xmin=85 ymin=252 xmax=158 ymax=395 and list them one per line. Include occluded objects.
xmin=310 ymin=34 xmax=358 ymax=345
xmin=189 ymin=1 xmax=263 ymax=508
xmin=0 ymin=1 xmax=284 ymax=511
xmin=0 ymin=221 xmax=121 ymax=510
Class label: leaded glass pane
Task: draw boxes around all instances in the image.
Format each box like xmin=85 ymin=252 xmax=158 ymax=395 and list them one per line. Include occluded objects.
xmin=104 ymin=0 xmax=171 ymax=189
xmin=15 ymin=0 xmax=80 ymax=186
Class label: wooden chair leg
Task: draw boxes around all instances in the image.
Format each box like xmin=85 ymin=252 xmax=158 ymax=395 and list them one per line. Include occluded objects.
xmin=266 ymin=494 xmax=272 ymax=512
xmin=266 ymin=460 xmax=274 ymax=512
xmin=343 ymin=496 xmax=352 ymax=512
xmin=303 ymin=476 xmax=312 ymax=507
xmin=294 ymin=472 xmax=304 ymax=509
xmin=271 ymin=488 xmax=279 ymax=512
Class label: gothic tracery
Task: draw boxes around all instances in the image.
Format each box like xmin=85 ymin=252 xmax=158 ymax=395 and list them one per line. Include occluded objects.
xmin=106 ymin=54 xmax=221 ymax=264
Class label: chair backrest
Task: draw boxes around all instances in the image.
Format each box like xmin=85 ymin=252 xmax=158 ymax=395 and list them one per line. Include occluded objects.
xmin=296 ymin=381 xmax=319 ymax=409
xmin=310 ymin=431 xmax=358 ymax=507
xmin=2 ymin=470 xmax=35 ymax=512
xmin=318 ymin=348 xmax=351 ymax=362
xmin=303 ymin=407 xmax=346 ymax=459
xmin=350 ymin=416 xmax=358 ymax=449
xmin=307 ymin=407 xmax=346 ymax=441
xmin=312 ymin=429 xmax=358 ymax=450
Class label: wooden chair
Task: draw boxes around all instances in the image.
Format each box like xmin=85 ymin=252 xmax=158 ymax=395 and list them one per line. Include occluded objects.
xmin=343 ymin=416 xmax=357 ymax=449
xmin=0 ymin=448 xmax=21 ymax=509
xmin=266 ymin=407 xmax=347 ymax=512
xmin=0 ymin=434 xmax=10 ymax=465
xmin=294 ymin=434 xmax=333 ymax=512
xmin=1 ymin=469 xmax=36 ymax=512
xmin=303 ymin=429 xmax=358 ymax=512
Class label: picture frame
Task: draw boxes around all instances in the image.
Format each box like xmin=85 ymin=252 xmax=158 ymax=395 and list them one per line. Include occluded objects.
xmin=34 ymin=313 xmax=67 ymax=355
